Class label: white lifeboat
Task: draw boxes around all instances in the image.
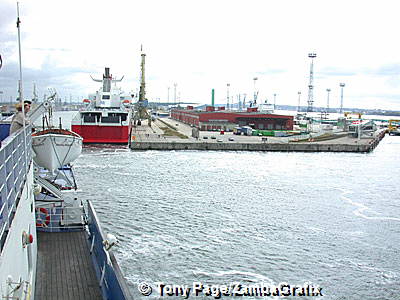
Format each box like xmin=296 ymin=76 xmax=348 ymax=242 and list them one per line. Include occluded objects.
xmin=32 ymin=129 xmax=83 ymax=171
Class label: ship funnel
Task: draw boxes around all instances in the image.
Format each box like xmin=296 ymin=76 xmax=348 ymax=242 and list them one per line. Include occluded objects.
xmin=104 ymin=67 xmax=110 ymax=79
xmin=103 ymin=67 xmax=111 ymax=92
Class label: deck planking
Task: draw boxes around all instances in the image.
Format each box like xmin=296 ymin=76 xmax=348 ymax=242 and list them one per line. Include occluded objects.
xmin=35 ymin=231 xmax=103 ymax=300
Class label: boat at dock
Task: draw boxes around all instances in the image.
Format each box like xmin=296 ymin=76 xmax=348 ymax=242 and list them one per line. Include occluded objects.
xmin=71 ymin=68 xmax=133 ymax=144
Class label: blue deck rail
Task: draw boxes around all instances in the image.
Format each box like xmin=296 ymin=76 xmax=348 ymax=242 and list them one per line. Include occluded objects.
xmin=0 ymin=126 xmax=32 ymax=249
xmin=87 ymin=200 xmax=134 ymax=300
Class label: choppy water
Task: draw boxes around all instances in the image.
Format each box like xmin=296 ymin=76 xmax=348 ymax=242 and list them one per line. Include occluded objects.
xmin=70 ymin=134 xmax=400 ymax=300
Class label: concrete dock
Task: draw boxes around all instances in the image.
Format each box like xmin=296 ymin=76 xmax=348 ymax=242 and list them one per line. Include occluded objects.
xmin=129 ymin=118 xmax=386 ymax=153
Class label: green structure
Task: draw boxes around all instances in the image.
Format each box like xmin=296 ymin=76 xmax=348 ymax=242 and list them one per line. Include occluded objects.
xmin=211 ymin=89 xmax=215 ymax=107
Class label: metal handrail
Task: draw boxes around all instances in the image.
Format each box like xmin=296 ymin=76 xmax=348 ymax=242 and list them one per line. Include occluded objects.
xmin=0 ymin=125 xmax=32 ymax=248
xmin=87 ymin=200 xmax=134 ymax=300
xmin=35 ymin=205 xmax=86 ymax=232
xmin=287 ymin=131 xmax=326 ymax=142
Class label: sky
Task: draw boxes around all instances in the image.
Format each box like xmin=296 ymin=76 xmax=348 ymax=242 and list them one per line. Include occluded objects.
xmin=1 ymin=0 xmax=400 ymax=110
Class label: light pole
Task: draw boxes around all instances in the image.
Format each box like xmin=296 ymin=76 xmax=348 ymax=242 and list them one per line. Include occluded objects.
xmin=307 ymin=53 xmax=317 ymax=112
xmin=226 ymin=83 xmax=230 ymax=110
xmin=339 ymin=83 xmax=345 ymax=114
xmin=273 ymin=93 xmax=277 ymax=110
xmin=297 ymin=91 xmax=301 ymax=112
xmin=253 ymin=77 xmax=258 ymax=105
xmin=326 ymin=88 xmax=331 ymax=116
xmin=174 ymin=83 xmax=177 ymax=103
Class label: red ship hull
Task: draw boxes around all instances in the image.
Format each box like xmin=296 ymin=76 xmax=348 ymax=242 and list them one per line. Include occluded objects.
xmin=71 ymin=124 xmax=130 ymax=144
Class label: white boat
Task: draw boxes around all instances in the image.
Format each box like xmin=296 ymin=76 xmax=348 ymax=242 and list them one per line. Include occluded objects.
xmin=31 ymin=128 xmax=83 ymax=172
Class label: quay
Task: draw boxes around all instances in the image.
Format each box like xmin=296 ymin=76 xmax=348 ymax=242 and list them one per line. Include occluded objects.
xmin=129 ymin=118 xmax=386 ymax=153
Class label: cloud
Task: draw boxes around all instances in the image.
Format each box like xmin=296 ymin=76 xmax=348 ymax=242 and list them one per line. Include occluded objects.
xmin=0 ymin=2 xmax=17 ymax=42
xmin=0 ymin=57 xmax=98 ymax=101
xmin=1 ymin=0 xmax=400 ymax=110
xmin=319 ymin=67 xmax=358 ymax=77
xmin=256 ymin=69 xmax=286 ymax=76
xmin=368 ymin=64 xmax=400 ymax=76
xmin=30 ymin=48 xmax=71 ymax=52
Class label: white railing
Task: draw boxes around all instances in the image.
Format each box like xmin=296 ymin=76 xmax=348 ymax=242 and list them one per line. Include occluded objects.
xmin=35 ymin=203 xmax=86 ymax=232
xmin=287 ymin=131 xmax=327 ymax=142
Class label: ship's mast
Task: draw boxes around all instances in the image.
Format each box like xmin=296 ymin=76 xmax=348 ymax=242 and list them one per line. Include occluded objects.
xmin=16 ymin=2 xmax=29 ymax=173
xmin=17 ymin=2 xmax=23 ymax=105
xmin=33 ymin=83 xmax=38 ymax=102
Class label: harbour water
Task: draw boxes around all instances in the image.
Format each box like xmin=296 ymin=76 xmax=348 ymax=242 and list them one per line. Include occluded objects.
xmin=72 ymin=135 xmax=400 ymax=300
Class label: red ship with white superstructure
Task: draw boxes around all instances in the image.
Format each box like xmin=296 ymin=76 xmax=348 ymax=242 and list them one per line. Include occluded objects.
xmin=71 ymin=68 xmax=133 ymax=144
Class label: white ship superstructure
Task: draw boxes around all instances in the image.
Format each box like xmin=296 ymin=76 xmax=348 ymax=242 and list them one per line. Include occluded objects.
xmin=71 ymin=68 xmax=133 ymax=144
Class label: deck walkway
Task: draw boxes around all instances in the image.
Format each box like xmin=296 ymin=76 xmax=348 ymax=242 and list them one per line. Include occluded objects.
xmin=35 ymin=231 xmax=103 ymax=300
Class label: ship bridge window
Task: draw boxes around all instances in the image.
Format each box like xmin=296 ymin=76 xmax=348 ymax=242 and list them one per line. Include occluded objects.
xmin=107 ymin=113 xmax=127 ymax=122
xmin=82 ymin=112 xmax=101 ymax=123
xmin=101 ymin=116 xmax=120 ymax=123
xmin=102 ymin=95 xmax=110 ymax=99
xmin=83 ymin=115 xmax=95 ymax=123
xmin=117 ymin=113 xmax=127 ymax=122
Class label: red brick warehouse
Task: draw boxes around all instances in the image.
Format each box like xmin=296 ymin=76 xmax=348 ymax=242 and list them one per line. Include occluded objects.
xmin=171 ymin=106 xmax=294 ymax=131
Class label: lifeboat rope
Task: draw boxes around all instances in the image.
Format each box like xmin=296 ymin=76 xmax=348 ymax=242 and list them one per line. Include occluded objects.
xmin=49 ymin=135 xmax=77 ymax=188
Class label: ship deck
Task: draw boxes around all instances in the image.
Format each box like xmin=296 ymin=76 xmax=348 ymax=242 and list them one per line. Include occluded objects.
xmin=35 ymin=231 xmax=103 ymax=300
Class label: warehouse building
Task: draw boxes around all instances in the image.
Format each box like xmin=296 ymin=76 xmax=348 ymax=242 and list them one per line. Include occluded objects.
xmin=171 ymin=107 xmax=293 ymax=131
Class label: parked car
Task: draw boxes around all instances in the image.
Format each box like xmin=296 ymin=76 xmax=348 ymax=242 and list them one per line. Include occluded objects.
xmin=228 ymin=137 xmax=235 ymax=141
xmin=211 ymin=136 xmax=216 ymax=139
xmin=203 ymin=136 xmax=208 ymax=139
xmin=217 ymin=139 xmax=223 ymax=142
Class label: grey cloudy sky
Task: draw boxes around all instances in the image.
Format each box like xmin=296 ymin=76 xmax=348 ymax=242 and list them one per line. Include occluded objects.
xmin=1 ymin=0 xmax=400 ymax=110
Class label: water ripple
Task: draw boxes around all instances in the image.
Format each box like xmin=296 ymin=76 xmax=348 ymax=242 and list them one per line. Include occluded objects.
xmin=72 ymin=137 xmax=400 ymax=300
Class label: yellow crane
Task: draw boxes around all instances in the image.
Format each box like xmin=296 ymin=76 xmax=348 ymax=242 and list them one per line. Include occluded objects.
xmin=344 ymin=112 xmax=362 ymax=119
xmin=388 ymin=119 xmax=400 ymax=135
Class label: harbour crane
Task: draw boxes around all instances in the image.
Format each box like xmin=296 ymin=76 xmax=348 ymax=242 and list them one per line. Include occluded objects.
xmin=132 ymin=50 xmax=151 ymax=127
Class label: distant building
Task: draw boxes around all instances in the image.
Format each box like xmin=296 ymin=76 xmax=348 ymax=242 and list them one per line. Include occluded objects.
xmin=171 ymin=107 xmax=294 ymax=131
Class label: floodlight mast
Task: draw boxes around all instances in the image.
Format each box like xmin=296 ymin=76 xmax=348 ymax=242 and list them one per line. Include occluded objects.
xmin=253 ymin=77 xmax=258 ymax=105
xmin=297 ymin=91 xmax=301 ymax=112
xmin=326 ymin=88 xmax=331 ymax=113
xmin=339 ymin=83 xmax=345 ymax=114
xmin=226 ymin=83 xmax=230 ymax=110
xmin=307 ymin=53 xmax=317 ymax=112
